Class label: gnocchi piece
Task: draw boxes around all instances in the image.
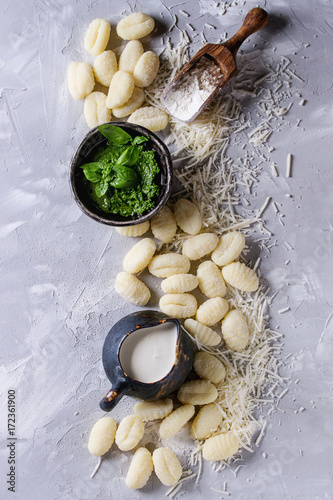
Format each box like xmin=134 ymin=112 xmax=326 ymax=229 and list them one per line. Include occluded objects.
xmin=182 ymin=233 xmax=219 ymax=261
xmin=67 ymin=62 xmax=95 ymax=100
xmin=177 ymin=380 xmax=218 ymax=406
xmin=84 ymin=18 xmax=111 ymax=56
xmin=150 ymin=205 xmax=177 ymax=243
xmin=174 ymin=199 xmax=202 ymax=235
xmin=112 ymin=87 xmax=145 ymax=118
xmin=106 ymin=70 xmax=135 ymax=109
xmin=191 ymin=403 xmax=222 ymax=440
xmin=128 ymin=106 xmax=169 ymax=132
xmin=153 ymin=447 xmax=182 ymax=486
xmin=123 ymin=238 xmax=156 ymax=274
xmin=148 ymin=253 xmax=190 ymax=278
xmin=196 ymin=297 xmax=229 ymax=326
xmin=117 ymin=12 xmax=155 ymax=40
xmin=211 ymin=231 xmax=246 ymax=267
xmin=93 ymin=50 xmax=117 ymax=87
xmin=222 ymin=262 xmax=259 ymax=292
xmin=133 ymin=51 xmax=159 ymax=87
xmin=115 ymin=414 xmax=145 ymax=451
xmin=84 ymin=92 xmax=111 ymax=128
xmin=114 ymin=271 xmax=150 ymax=306
xmin=202 ymin=432 xmax=239 ymax=461
xmin=197 ymin=260 xmax=226 ymax=298
xmin=159 ymin=404 xmax=195 ymax=439
xmin=119 ymin=40 xmax=144 ymax=74
xmin=161 ymin=274 xmax=198 ymax=294
xmin=134 ymin=398 xmax=173 ymax=421
xmin=88 ymin=417 xmax=117 ymax=456
xmin=193 ymin=351 xmax=226 ymax=385
xmin=184 ymin=318 xmax=221 ymax=347
xmin=221 ymin=309 xmax=249 ymax=351
xmin=115 ymin=220 xmax=150 ymax=237
xmin=159 ymin=293 xmax=197 ymax=319
xmin=125 ymin=447 xmax=153 ymax=489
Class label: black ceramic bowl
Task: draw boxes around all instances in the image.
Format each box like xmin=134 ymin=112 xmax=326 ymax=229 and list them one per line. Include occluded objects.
xmin=70 ymin=122 xmax=173 ymax=226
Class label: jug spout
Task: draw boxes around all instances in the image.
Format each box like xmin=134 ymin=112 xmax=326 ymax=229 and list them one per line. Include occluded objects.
xmin=99 ymin=384 xmax=125 ymax=412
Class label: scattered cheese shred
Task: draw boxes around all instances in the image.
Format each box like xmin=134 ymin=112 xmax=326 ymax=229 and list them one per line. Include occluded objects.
xmin=90 ymin=456 xmax=102 ymax=478
xmin=286 ymin=153 xmax=293 ymax=177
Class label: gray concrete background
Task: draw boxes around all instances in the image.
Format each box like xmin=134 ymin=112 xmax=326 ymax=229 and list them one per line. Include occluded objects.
xmin=0 ymin=0 xmax=332 ymax=498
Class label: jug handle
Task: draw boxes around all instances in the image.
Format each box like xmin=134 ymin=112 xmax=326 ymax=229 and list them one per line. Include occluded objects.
xmin=99 ymin=382 xmax=126 ymax=412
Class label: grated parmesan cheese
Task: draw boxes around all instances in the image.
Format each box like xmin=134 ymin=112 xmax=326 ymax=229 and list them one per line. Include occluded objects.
xmin=138 ymin=22 xmax=302 ymax=482
xmin=286 ymin=153 xmax=293 ymax=177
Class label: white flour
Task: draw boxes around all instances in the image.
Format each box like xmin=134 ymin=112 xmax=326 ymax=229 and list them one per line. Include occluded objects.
xmin=163 ymin=56 xmax=224 ymax=121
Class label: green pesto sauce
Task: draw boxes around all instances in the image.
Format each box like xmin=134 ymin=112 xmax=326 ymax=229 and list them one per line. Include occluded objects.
xmin=88 ymin=142 xmax=160 ymax=217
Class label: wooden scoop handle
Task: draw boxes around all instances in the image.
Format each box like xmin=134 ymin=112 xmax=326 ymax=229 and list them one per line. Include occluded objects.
xmin=223 ymin=7 xmax=268 ymax=57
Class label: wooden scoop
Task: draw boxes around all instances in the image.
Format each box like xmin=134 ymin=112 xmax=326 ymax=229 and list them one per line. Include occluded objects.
xmin=161 ymin=7 xmax=269 ymax=122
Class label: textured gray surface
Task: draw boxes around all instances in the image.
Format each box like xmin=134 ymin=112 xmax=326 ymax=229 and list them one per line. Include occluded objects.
xmin=1 ymin=0 xmax=332 ymax=499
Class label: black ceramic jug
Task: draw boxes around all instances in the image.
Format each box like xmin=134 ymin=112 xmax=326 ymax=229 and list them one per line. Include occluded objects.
xmin=100 ymin=310 xmax=194 ymax=412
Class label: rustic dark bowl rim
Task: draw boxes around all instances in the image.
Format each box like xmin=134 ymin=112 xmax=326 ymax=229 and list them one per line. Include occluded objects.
xmin=69 ymin=122 xmax=173 ymax=226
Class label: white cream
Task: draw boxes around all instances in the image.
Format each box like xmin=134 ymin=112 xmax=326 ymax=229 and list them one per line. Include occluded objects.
xmin=119 ymin=322 xmax=178 ymax=383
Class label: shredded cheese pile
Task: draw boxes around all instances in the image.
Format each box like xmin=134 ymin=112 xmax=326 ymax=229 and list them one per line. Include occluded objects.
xmin=145 ymin=33 xmax=294 ymax=466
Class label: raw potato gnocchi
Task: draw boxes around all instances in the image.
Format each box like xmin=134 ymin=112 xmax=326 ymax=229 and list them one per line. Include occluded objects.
xmin=88 ymin=417 xmax=117 ymax=456
xmin=117 ymin=12 xmax=155 ymax=40
xmin=153 ymin=447 xmax=182 ymax=486
xmin=182 ymin=233 xmax=219 ymax=261
xmin=123 ymin=238 xmax=156 ymax=274
xmin=150 ymin=205 xmax=177 ymax=243
xmin=84 ymin=92 xmax=111 ymax=128
xmin=67 ymin=62 xmax=95 ymax=100
xmin=174 ymin=199 xmax=202 ymax=235
xmin=177 ymin=380 xmax=218 ymax=406
xmin=196 ymin=297 xmax=229 ymax=326
xmin=128 ymin=106 xmax=169 ymax=132
xmin=115 ymin=415 xmax=144 ymax=451
xmin=84 ymin=18 xmax=111 ymax=56
xmin=134 ymin=398 xmax=173 ymax=421
xmin=221 ymin=309 xmax=249 ymax=351
xmin=125 ymin=447 xmax=153 ymax=489
xmin=159 ymin=293 xmax=197 ymax=319
xmin=161 ymin=274 xmax=198 ymax=294
xmin=197 ymin=260 xmax=226 ymax=298
xmin=119 ymin=40 xmax=144 ymax=74
xmin=148 ymin=253 xmax=190 ymax=278
xmin=115 ymin=221 xmax=150 ymax=237
xmin=193 ymin=351 xmax=226 ymax=385
xmin=133 ymin=51 xmax=159 ymax=87
xmin=191 ymin=403 xmax=222 ymax=440
xmin=211 ymin=231 xmax=245 ymax=267
xmin=112 ymin=87 xmax=144 ymax=118
xmin=184 ymin=318 xmax=221 ymax=346
xmin=222 ymin=262 xmax=259 ymax=292
xmin=93 ymin=50 xmax=117 ymax=87
xmin=106 ymin=70 xmax=135 ymax=109
xmin=114 ymin=271 xmax=150 ymax=306
xmin=202 ymin=432 xmax=239 ymax=461
xmin=159 ymin=404 xmax=195 ymax=439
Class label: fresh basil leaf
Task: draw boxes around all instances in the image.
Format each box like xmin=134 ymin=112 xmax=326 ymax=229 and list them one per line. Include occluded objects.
xmin=97 ymin=124 xmax=132 ymax=145
xmin=132 ymin=135 xmax=149 ymax=145
xmin=115 ymin=145 xmax=139 ymax=167
xmin=110 ymin=165 xmax=138 ymax=189
xmin=81 ymin=162 xmax=103 ymax=183
xmin=80 ymin=162 xmax=102 ymax=171
xmin=95 ymin=179 xmax=109 ymax=197
xmin=84 ymin=170 xmax=103 ymax=183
